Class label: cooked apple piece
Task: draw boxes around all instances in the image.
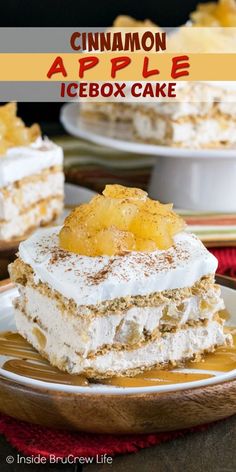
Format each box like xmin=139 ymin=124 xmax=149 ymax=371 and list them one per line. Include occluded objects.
xmin=59 ymin=185 xmax=185 ymax=256
xmin=135 ymin=237 xmax=157 ymax=252
xmin=143 ymin=199 xmax=173 ymax=214
xmin=94 ymin=227 xmax=135 ymax=256
xmin=0 ymin=103 xmax=41 ymax=155
xmin=0 ymin=139 xmax=11 ymax=155
xmin=191 ymin=0 xmax=236 ymax=26
xmin=103 ymin=184 xmax=147 ymax=201
xmin=131 ymin=214 xmax=173 ymax=249
xmin=29 ymin=123 xmax=41 ymax=141
xmin=64 ymin=202 xmax=99 ymax=232
xmin=6 ymin=127 xmax=30 ymax=146
xmin=92 ymin=196 xmax=138 ymax=231
xmin=0 ymin=103 xmax=17 ymax=123
xmin=130 ymin=201 xmax=184 ymax=249
xmin=59 ymin=225 xmax=90 ymax=255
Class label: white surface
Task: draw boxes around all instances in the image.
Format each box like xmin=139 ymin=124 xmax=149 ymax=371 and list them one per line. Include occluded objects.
xmin=0 ymin=284 xmax=235 ymax=394
xmin=0 ymin=137 xmax=63 ymax=187
xmin=148 ymin=155 xmax=236 ymax=212
xmin=64 ymin=183 xmax=96 ymax=206
xmin=18 ymin=230 xmax=217 ymax=306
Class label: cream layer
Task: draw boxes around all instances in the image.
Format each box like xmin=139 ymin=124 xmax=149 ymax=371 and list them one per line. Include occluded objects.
xmin=18 ymin=228 xmax=217 ymax=306
xmin=0 ymin=170 xmax=64 ymax=220
xmin=14 ymin=309 xmax=230 ymax=378
xmin=133 ymin=112 xmax=236 ymax=147
xmin=14 ymin=283 xmax=224 ymax=357
xmin=0 ymin=197 xmax=63 ymax=241
xmin=137 ymin=82 xmax=236 ymax=119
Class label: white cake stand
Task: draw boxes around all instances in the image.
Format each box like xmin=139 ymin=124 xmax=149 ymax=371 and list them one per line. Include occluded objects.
xmin=60 ymin=103 xmax=236 ymax=212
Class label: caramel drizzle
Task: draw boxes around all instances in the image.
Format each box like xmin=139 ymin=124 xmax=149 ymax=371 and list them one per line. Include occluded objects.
xmin=0 ymin=329 xmax=236 ymax=388
xmin=0 ymin=332 xmax=88 ymax=386
xmin=103 ymin=370 xmax=213 ymax=388
xmin=219 ymin=309 xmax=230 ymax=321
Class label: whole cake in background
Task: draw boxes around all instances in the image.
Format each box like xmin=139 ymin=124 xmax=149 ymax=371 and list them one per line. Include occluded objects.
xmin=0 ymin=103 xmax=64 ymax=241
xmin=9 ymin=185 xmax=232 ymax=379
xmin=80 ymin=1 xmax=236 ymax=149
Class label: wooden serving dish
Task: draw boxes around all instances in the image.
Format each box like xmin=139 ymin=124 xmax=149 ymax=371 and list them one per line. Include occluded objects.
xmin=0 ymin=374 xmax=236 ymax=434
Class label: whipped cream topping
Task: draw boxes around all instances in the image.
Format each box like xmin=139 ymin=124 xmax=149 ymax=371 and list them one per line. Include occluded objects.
xmin=18 ymin=227 xmax=218 ymax=307
xmin=0 ymin=137 xmax=63 ymax=188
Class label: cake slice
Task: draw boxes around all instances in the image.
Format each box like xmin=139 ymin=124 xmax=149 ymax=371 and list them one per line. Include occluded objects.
xmin=9 ymin=185 xmax=231 ymax=379
xmin=0 ymin=103 xmax=64 ymax=241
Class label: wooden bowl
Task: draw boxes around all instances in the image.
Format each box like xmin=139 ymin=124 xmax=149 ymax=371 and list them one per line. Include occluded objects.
xmin=0 ymin=375 xmax=236 ymax=434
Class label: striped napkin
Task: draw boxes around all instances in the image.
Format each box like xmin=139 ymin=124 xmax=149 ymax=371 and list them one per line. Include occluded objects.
xmin=55 ymin=135 xmax=236 ymax=248
xmin=178 ymin=210 xmax=236 ymax=247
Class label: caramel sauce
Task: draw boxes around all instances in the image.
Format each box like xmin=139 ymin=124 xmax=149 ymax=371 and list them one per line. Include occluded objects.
xmin=104 ymin=370 xmax=213 ymax=388
xmin=105 ymin=328 xmax=236 ymax=388
xmin=218 ymin=309 xmax=230 ymax=321
xmin=0 ymin=332 xmax=88 ymax=386
xmin=185 ymin=330 xmax=236 ymax=373
xmin=0 ymin=329 xmax=236 ymax=388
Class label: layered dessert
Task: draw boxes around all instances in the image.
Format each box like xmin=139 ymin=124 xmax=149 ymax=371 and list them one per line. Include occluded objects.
xmin=80 ymin=1 xmax=236 ymax=149
xmin=9 ymin=185 xmax=231 ymax=379
xmin=133 ymin=82 xmax=236 ymax=148
xmin=0 ymin=103 xmax=64 ymax=241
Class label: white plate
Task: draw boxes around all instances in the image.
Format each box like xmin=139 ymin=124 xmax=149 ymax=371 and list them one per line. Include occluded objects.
xmin=60 ymin=103 xmax=236 ymax=159
xmin=64 ymin=182 xmax=96 ymax=206
xmin=0 ymin=283 xmax=236 ymax=396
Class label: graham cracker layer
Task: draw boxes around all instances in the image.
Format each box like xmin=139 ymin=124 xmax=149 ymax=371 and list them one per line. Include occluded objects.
xmin=133 ymin=109 xmax=236 ymax=148
xmin=10 ymin=258 xmax=217 ymax=318
xmin=0 ymin=165 xmax=62 ymax=197
xmin=15 ymin=302 xmax=222 ymax=359
xmin=80 ymin=103 xmax=133 ymax=123
xmin=134 ymin=105 xmax=236 ymax=125
xmin=0 ymin=196 xmax=63 ymax=242
xmin=14 ymin=307 xmax=231 ymax=379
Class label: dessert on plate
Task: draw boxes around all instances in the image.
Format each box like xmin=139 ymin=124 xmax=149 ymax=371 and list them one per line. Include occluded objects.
xmin=9 ymin=185 xmax=231 ymax=379
xmin=0 ymin=103 xmax=64 ymax=241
